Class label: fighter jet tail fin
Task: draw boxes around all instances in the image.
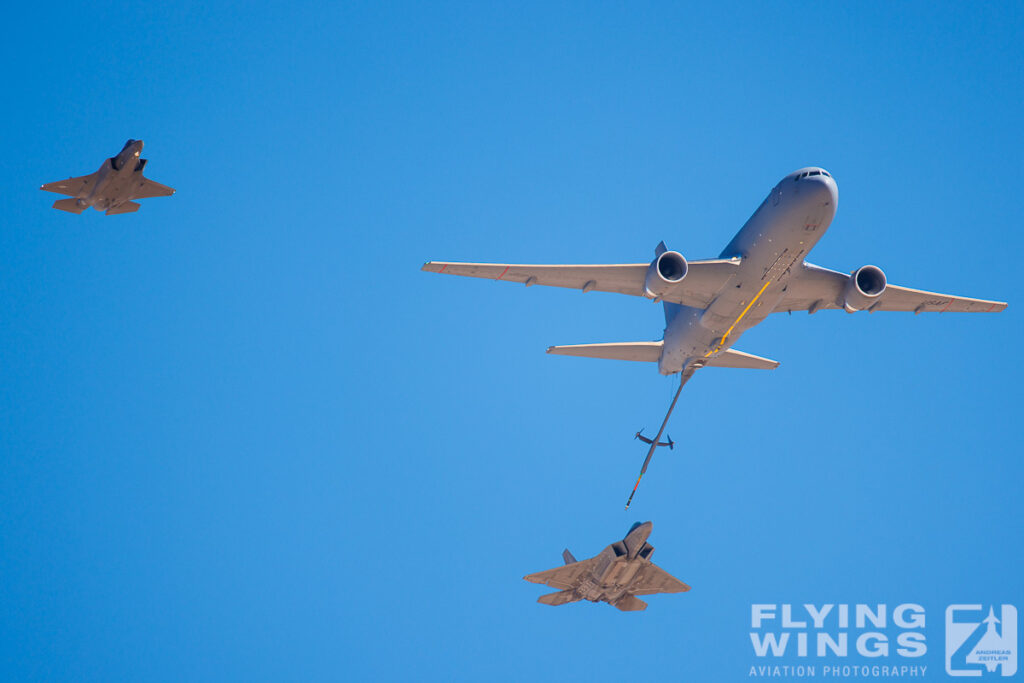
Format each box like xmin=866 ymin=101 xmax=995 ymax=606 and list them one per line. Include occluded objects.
xmin=562 ymin=549 xmax=577 ymax=565
xmin=663 ymin=302 xmax=683 ymax=325
xmin=537 ymin=590 xmax=581 ymax=606
xmin=105 ymin=202 xmax=140 ymax=216
xmin=52 ymin=198 xmax=85 ymax=214
xmin=613 ymin=595 xmax=648 ymax=611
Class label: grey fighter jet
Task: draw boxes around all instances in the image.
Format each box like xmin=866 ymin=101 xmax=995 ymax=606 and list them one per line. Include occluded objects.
xmin=524 ymin=521 xmax=689 ymax=611
xmin=41 ymin=139 xmax=174 ymax=215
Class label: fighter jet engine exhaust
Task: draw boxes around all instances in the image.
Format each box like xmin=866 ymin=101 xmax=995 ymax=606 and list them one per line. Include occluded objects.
xmin=843 ymin=265 xmax=886 ymax=312
xmin=644 ymin=251 xmax=688 ymax=299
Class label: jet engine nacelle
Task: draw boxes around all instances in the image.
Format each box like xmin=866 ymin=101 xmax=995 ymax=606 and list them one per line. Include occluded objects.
xmin=644 ymin=251 xmax=688 ymax=299
xmin=843 ymin=265 xmax=886 ymax=312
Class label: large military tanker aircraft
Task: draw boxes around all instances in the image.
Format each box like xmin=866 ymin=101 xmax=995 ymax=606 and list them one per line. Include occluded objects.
xmin=422 ymin=167 xmax=1007 ymax=505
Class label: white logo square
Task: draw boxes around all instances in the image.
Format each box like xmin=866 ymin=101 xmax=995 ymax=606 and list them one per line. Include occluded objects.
xmin=946 ymin=604 xmax=1017 ymax=677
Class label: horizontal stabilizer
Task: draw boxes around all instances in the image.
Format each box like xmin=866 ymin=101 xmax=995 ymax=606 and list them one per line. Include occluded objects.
xmin=546 ymin=341 xmax=662 ymax=362
xmin=52 ymin=198 xmax=85 ymax=214
xmin=613 ymin=595 xmax=648 ymax=611
xmin=538 ymin=590 xmax=580 ymax=606
xmin=704 ymin=348 xmax=779 ymax=370
xmin=105 ymin=202 xmax=140 ymax=216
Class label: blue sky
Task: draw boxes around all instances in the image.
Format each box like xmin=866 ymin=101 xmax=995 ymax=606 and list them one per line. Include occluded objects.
xmin=1 ymin=2 xmax=1021 ymax=681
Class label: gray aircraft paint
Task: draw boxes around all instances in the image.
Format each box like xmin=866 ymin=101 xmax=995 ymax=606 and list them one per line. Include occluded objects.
xmin=523 ymin=522 xmax=689 ymax=611
xmin=41 ymin=139 xmax=175 ymax=215
xmin=658 ymin=168 xmax=836 ymax=374
xmin=422 ymin=167 xmax=1006 ymax=380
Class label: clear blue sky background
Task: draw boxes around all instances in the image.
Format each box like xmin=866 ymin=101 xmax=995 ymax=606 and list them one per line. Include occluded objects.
xmin=1 ymin=2 xmax=1021 ymax=681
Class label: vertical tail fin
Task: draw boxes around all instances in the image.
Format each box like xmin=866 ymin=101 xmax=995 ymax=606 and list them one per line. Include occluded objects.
xmin=562 ymin=549 xmax=577 ymax=565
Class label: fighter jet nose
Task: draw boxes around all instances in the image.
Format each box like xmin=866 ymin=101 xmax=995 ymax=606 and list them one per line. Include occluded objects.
xmin=626 ymin=521 xmax=653 ymax=541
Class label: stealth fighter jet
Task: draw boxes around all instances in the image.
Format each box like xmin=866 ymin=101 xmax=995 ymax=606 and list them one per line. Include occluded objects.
xmin=41 ymin=139 xmax=174 ymax=215
xmin=524 ymin=522 xmax=689 ymax=611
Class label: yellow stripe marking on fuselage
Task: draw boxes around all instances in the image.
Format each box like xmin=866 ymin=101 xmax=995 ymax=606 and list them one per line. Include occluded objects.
xmin=704 ymin=279 xmax=773 ymax=357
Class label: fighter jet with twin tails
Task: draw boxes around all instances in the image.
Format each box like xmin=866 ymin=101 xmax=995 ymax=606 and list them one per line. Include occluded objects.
xmin=524 ymin=521 xmax=689 ymax=611
xmin=41 ymin=139 xmax=174 ymax=215
xmin=423 ymin=167 xmax=1005 ymax=379
xmin=423 ymin=167 xmax=1007 ymax=506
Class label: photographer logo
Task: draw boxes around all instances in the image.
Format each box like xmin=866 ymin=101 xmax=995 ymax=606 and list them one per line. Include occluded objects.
xmin=945 ymin=605 xmax=1017 ymax=677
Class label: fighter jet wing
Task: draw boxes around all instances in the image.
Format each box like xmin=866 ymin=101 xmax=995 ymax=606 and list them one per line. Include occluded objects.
xmin=422 ymin=258 xmax=740 ymax=308
xmin=775 ymin=263 xmax=1007 ymax=314
xmin=629 ymin=563 xmax=691 ymax=595
xmin=131 ymin=177 xmax=175 ymax=199
xmin=40 ymin=174 xmax=97 ymax=197
xmin=523 ymin=558 xmax=598 ymax=590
